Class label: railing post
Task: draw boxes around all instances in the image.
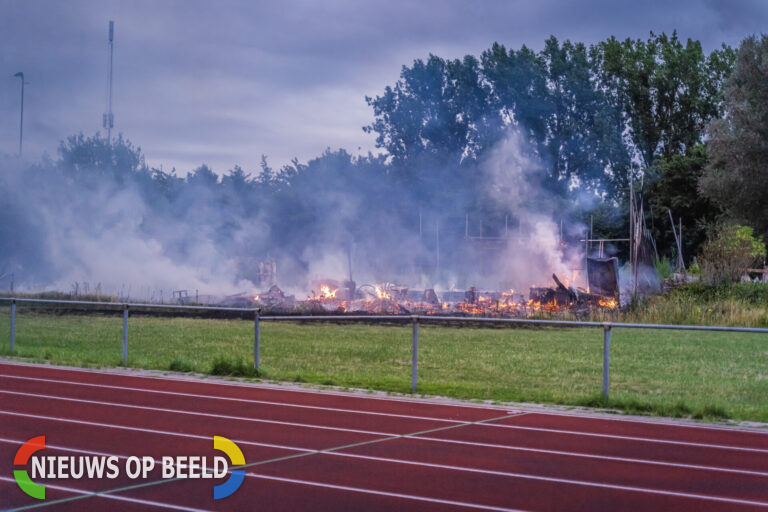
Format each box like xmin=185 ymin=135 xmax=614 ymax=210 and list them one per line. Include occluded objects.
xmin=602 ymin=322 xmax=612 ymax=399
xmin=411 ymin=315 xmax=419 ymax=393
xmin=10 ymin=299 xmax=16 ymax=352
xmin=254 ymin=310 xmax=260 ymax=371
xmin=122 ymin=304 xmax=129 ymax=366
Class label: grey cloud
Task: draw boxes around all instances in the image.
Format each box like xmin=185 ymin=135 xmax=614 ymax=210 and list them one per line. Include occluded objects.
xmin=1 ymin=0 xmax=766 ymax=171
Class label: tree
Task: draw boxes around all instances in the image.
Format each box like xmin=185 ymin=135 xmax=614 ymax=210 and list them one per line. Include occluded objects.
xmin=595 ymin=32 xmax=734 ymax=168
xmin=480 ymin=43 xmax=550 ymax=151
xmin=700 ymin=35 xmax=768 ymax=239
xmin=364 ymin=54 xmax=495 ymax=168
xmin=539 ymin=37 xmax=630 ymax=196
xmin=647 ymin=144 xmax=720 ymax=263
xmin=57 ymin=132 xmax=145 ymax=185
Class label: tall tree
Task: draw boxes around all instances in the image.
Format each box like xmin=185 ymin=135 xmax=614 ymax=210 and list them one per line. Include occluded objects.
xmin=700 ymin=35 xmax=768 ymax=238
xmin=595 ymin=32 xmax=734 ymax=168
xmin=648 ymin=144 xmax=720 ymax=263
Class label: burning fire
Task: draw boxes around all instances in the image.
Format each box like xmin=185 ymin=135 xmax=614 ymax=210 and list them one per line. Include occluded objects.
xmin=264 ymin=274 xmax=619 ymax=317
xmin=310 ymin=285 xmax=337 ymax=300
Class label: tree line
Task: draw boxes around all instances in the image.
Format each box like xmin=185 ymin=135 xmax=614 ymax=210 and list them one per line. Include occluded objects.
xmin=2 ymin=32 xmax=766 ymax=288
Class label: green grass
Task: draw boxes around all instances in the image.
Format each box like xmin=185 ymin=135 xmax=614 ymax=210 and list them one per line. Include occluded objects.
xmin=0 ymin=308 xmax=766 ymax=423
xmin=620 ymin=282 xmax=768 ymax=328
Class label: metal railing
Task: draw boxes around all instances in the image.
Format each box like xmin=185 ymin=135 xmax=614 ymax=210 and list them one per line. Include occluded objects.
xmin=2 ymin=297 xmax=768 ymax=398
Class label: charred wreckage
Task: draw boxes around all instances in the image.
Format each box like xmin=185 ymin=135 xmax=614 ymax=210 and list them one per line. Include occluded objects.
xmin=225 ymin=257 xmax=620 ymax=317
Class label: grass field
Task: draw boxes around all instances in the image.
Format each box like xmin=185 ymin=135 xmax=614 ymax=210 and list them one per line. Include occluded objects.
xmin=0 ymin=308 xmax=766 ymax=423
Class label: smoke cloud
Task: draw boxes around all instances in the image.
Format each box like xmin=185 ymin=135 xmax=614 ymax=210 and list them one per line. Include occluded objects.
xmin=1 ymin=128 xmax=588 ymax=301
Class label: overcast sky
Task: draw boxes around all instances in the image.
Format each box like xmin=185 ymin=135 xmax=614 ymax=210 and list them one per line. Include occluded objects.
xmin=1 ymin=0 xmax=766 ymax=174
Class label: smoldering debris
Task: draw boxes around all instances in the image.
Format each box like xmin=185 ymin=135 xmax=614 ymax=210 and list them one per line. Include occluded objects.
xmin=235 ymin=273 xmax=618 ymax=317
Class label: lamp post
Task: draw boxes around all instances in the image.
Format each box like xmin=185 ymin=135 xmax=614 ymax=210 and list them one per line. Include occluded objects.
xmin=13 ymin=72 xmax=24 ymax=157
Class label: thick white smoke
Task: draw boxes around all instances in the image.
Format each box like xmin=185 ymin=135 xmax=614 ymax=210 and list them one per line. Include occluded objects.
xmin=482 ymin=129 xmax=584 ymax=290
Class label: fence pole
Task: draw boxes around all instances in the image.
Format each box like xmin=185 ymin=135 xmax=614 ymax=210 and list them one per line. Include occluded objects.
xmin=602 ymin=323 xmax=612 ymax=399
xmin=122 ymin=305 xmax=129 ymax=366
xmin=10 ymin=299 xmax=16 ymax=352
xmin=254 ymin=311 xmax=260 ymax=371
xmin=411 ymin=315 xmax=419 ymax=393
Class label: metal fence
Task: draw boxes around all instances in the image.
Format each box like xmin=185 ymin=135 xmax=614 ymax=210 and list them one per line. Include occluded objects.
xmin=2 ymin=297 xmax=768 ymax=398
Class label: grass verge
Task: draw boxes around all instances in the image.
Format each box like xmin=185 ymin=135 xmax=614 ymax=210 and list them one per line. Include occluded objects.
xmin=0 ymin=309 xmax=766 ymax=423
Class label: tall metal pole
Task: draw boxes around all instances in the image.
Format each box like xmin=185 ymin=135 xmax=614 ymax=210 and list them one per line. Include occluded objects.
xmin=254 ymin=311 xmax=260 ymax=371
xmin=411 ymin=316 xmax=419 ymax=393
xmin=122 ymin=304 xmax=129 ymax=365
xmin=13 ymin=72 xmax=24 ymax=157
xmin=103 ymin=21 xmax=115 ymax=141
xmin=602 ymin=323 xmax=612 ymax=399
xmin=10 ymin=299 xmax=16 ymax=352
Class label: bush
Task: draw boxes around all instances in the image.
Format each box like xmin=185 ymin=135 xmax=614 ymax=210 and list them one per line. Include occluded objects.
xmin=209 ymin=356 xmax=260 ymax=378
xmin=699 ymin=224 xmax=766 ymax=285
xmin=168 ymin=358 xmax=194 ymax=373
xmin=653 ymin=257 xmax=675 ymax=279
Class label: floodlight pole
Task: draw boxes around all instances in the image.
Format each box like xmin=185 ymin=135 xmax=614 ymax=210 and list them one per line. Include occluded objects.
xmin=13 ymin=72 xmax=24 ymax=157
xmin=103 ymin=21 xmax=115 ymax=141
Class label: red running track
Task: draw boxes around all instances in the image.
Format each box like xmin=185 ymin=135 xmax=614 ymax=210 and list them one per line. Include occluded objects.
xmin=1 ymin=361 xmax=767 ymax=511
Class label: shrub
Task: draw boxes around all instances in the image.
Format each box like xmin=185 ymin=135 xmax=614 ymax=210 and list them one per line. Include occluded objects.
xmin=168 ymin=358 xmax=194 ymax=372
xmin=209 ymin=356 xmax=260 ymax=378
xmin=699 ymin=224 xmax=766 ymax=285
xmin=653 ymin=256 xmax=675 ymax=279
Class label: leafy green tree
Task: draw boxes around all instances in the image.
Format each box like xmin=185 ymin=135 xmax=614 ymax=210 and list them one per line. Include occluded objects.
xmin=58 ymin=133 xmax=146 ymax=184
xmin=595 ymin=32 xmax=734 ymax=167
xmin=539 ymin=37 xmax=630 ymax=196
xmin=700 ymin=35 xmax=768 ymax=239
xmin=480 ymin=43 xmax=549 ymax=150
xmin=364 ymin=54 xmax=496 ymax=168
xmin=647 ymin=144 xmax=720 ymax=263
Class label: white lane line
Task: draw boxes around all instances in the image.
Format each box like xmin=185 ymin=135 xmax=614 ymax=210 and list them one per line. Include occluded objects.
xmin=0 ymin=439 xmax=523 ymax=512
xmin=0 ymin=438 xmax=526 ymax=512
xmin=3 ymin=387 xmax=767 ymax=456
xmin=0 ymin=476 xmax=212 ymax=512
xmin=2 ymin=403 xmax=768 ymax=491
xmin=481 ymin=423 xmax=768 ymax=453
xmin=501 ymin=408 xmax=768 ymax=434
xmin=245 ymin=474 xmax=526 ymax=511
xmin=3 ymin=436 xmax=766 ymax=509
xmin=0 ymin=389 xmax=397 ymax=437
xmin=0 ymin=373 xmax=483 ymax=424
xmin=3 ymin=410 xmax=763 ymax=480
xmin=0 ymin=362 xmax=510 ymax=415
xmin=3 ymin=419 xmax=768 ymax=486
xmin=410 ymin=435 xmax=768 ymax=478
xmin=257 ymin=461 xmax=768 ymax=509
xmin=0 ymin=410 xmax=315 ymax=454
xmin=4 ymin=362 xmax=767 ymax=437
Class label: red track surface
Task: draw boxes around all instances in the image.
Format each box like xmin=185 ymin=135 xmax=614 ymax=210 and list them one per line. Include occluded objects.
xmin=1 ymin=361 xmax=767 ymax=511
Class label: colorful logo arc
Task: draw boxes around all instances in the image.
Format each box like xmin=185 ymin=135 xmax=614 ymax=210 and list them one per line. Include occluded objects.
xmin=14 ymin=436 xmax=46 ymax=499
xmin=12 ymin=436 xmax=245 ymax=501
xmin=213 ymin=436 xmax=245 ymax=499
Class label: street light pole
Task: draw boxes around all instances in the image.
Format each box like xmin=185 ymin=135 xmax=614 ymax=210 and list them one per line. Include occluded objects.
xmin=13 ymin=72 xmax=24 ymax=157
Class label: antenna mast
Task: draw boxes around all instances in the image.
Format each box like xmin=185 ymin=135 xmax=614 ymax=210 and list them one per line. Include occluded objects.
xmin=103 ymin=20 xmax=115 ymax=141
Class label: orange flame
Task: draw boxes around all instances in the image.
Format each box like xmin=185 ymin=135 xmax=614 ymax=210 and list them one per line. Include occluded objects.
xmin=320 ymin=285 xmax=337 ymax=299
